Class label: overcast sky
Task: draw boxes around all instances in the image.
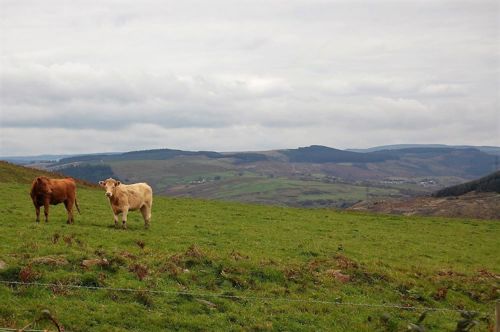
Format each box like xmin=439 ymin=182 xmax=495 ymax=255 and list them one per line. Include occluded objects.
xmin=1 ymin=0 xmax=499 ymax=156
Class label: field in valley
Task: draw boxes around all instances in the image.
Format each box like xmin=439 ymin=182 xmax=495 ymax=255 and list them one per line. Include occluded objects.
xmin=37 ymin=145 xmax=497 ymax=209
xmin=0 ymin=162 xmax=498 ymax=331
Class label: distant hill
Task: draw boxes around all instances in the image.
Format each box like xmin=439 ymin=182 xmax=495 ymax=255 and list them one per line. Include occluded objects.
xmin=0 ymin=161 xmax=96 ymax=188
xmin=56 ymin=148 xmax=223 ymax=164
xmin=1 ymin=154 xmax=76 ymax=164
xmin=434 ymin=170 xmax=500 ymax=197
xmin=55 ymin=148 xmax=269 ymax=165
xmin=280 ymin=145 xmax=397 ymax=163
xmin=349 ymin=144 xmax=500 ymax=156
xmin=6 ymin=144 xmax=498 ymax=208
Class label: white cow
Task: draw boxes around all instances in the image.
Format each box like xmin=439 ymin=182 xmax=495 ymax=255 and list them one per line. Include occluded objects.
xmin=99 ymin=178 xmax=153 ymax=229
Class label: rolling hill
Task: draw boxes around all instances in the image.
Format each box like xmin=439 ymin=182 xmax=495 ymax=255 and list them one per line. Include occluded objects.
xmin=0 ymin=162 xmax=498 ymax=331
xmin=348 ymin=144 xmax=500 ymax=156
xmin=434 ymin=170 xmax=500 ymax=197
xmin=3 ymin=145 xmax=498 ymax=208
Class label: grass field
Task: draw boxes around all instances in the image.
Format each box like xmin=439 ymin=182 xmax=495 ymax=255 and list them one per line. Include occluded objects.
xmin=0 ymin=162 xmax=498 ymax=331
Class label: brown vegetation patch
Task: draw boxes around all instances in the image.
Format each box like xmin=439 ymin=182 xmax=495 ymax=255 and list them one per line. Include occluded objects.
xmin=51 ymin=233 xmax=60 ymax=244
xmin=119 ymin=251 xmax=137 ymax=260
xmin=63 ymin=234 xmax=75 ymax=246
xmin=283 ymin=266 xmax=303 ymax=281
xmin=130 ymin=264 xmax=149 ymax=280
xmin=161 ymin=261 xmax=183 ymax=277
xmin=30 ymin=256 xmax=69 ymax=266
xmin=220 ymin=268 xmax=247 ymax=289
xmin=81 ymin=258 xmax=109 ymax=269
xmin=50 ymin=281 xmax=71 ymax=296
xmin=475 ymin=269 xmax=499 ymax=280
xmin=185 ymin=244 xmax=205 ymax=259
xmin=19 ymin=265 xmax=40 ymax=282
xmin=334 ymin=254 xmax=359 ymax=270
xmin=436 ymin=269 xmax=466 ymax=278
xmin=230 ymin=250 xmax=249 ymax=261
xmin=135 ymin=240 xmax=146 ymax=250
xmin=433 ymin=287 xmax=448 ymax=301
xmin=349 ymin=192 xmax=500 ymax=220
xmin=325 ymin=269 xmax=351 ymax=283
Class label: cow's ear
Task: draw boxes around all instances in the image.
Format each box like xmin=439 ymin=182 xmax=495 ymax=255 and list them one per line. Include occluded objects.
xmin=98 ymin=181 xmax=105 ymax=186
xmin=115 ymin=181 xmax=121 ymax=186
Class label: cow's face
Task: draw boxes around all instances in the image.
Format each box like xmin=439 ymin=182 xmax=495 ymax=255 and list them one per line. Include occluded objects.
xmin=36 ymin=177 xmax=52 ymax=194
xmin=99 ymin=178 xmax=121 ymax=197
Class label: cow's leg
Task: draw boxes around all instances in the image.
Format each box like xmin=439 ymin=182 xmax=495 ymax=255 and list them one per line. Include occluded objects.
xmin=64 ymin=200 xmax=74 ymax=224
xmin=140 ymin=205 xmax=151 ymax=229
xmin=110 ymin=206 xmax=119 ymax=227
xmin=35 ymin=205 xmax=40 ymax=223
xmin=121 ymin=208 xmax=129 ymax=229
xmin=43 ymin=200 xmax=50 ymax=223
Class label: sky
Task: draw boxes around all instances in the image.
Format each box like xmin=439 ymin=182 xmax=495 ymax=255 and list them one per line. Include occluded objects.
xmin=0 ymin=0 xmax=499 ymax=156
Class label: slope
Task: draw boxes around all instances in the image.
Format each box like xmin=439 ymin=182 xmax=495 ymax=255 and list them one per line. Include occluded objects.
xmin=0 ymin=163 xmax=498 ymax=331
xmin=434 ymin=170 xmax=500 ymax=197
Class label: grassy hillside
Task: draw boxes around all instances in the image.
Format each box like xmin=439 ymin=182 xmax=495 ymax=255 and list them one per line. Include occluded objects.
xmin=0 ymin=163 xmax=498 ymax=331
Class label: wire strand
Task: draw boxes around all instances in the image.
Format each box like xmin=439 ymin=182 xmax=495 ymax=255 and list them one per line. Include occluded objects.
xmin=0 ymin=280 xmax=486 ymax=314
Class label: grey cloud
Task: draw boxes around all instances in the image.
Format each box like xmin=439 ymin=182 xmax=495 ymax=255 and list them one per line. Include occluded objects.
xmin=0 ymin=0 xmax=498 ymax=155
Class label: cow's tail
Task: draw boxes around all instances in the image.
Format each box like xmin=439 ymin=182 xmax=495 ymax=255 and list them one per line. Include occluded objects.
xmin=75 ymin=198 xmax=81 ymax=214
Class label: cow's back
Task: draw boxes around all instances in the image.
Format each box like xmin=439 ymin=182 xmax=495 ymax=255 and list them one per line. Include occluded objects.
xmin=50 ymin=179 xmax=76 ymax=201
xmin=119 ymin=183 xmax=152 ymax=209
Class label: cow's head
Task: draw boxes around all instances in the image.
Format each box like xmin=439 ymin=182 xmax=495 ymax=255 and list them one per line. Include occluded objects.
xmin=99 ymin=178 xmax=121 ymax=198
xmin=36 ymin=177 xmax=52 ymax=194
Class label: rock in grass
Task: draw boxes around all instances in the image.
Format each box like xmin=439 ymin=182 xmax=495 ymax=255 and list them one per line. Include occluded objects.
xmin=0 ymin=259 xmax=6 ymax=270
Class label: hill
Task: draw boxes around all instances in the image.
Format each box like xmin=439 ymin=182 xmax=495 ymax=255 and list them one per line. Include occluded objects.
xmin=4 ymin=145 xmax=499 ymax=208
xmin=280 ymin=145 xmax=397 ymax=163
xmin=0 ymin=161 xmax=96 ymax=188
xmin=349 ymin=144 xmax=500 ymax=156
xmin=434 ymin=170 xmax=500 ymax=197
xmin=0 ymin=162 xmax=498 ymax=331
xmin=349 ymin=171 xmax=500 ymax=219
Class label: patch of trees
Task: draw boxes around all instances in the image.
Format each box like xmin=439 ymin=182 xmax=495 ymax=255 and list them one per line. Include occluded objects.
xmin=59 ymin=164 xmax=116 ymax=184
xmin=433 ymin=170 xmax=500 ymax=197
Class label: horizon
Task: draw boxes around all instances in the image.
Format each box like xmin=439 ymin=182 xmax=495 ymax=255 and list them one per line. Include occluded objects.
xmin=2 ymin=142 xmax=500 ymax=158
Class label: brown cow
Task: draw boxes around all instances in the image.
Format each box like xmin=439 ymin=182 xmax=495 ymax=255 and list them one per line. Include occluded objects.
xmin=99 ymin=178 xmax=153 ymax=229
xmin=30 ymin=176 xmax=80 ymax=224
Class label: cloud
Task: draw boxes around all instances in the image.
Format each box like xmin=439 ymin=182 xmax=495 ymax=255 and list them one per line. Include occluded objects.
xmin=1 ymin=0 xmax=498 ymax=155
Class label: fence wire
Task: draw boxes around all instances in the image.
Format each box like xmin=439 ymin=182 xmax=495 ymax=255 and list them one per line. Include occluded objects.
xmin=0 ymin=279 xmax=486 ymax=314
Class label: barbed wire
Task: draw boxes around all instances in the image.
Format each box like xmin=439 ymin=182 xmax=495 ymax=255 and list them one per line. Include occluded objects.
xmin=0 ymin=280 xmax=488 ymax=315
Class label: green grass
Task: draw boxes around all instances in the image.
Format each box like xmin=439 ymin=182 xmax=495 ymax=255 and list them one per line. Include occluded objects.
xmin=164 ymin=175 xmax=402 ymax=207
xmin=0 ymin=164 xmax=498 ymax=331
